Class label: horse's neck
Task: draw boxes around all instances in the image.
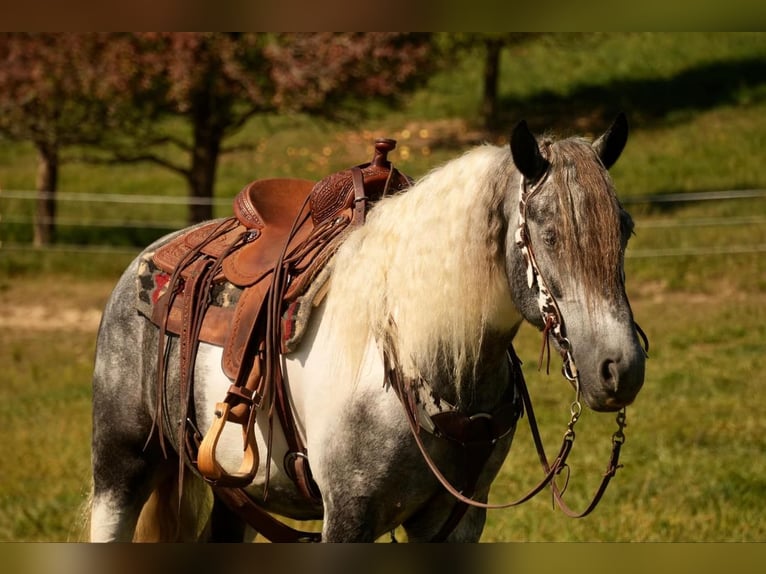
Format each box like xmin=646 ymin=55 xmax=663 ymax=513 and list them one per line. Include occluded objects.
xmin=322 ymin=145 xmax=523 ymax=408
xmin=425 ymin=328 xmax=517 ymax=411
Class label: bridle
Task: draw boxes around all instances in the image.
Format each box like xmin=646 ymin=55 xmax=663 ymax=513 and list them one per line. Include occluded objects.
xmin=514 ymin=163 xmax=633 ymax=517
xmin=383 ymin=160 xmax=639 ymax=539
xmin=515 ymin=158 xmax=648 ymax=391
xmin=515 ymin=162 xmax=581 ymax=386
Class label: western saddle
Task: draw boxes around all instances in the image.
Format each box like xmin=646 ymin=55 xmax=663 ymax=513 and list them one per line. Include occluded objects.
xmin=147 ymin=138 xmax=411 ymax=541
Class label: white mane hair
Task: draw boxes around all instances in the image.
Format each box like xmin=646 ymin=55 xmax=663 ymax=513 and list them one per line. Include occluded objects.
xmin=322 ymin=144 xmax=522 ymax=392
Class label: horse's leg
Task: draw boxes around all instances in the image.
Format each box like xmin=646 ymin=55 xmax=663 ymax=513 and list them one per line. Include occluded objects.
xmin=90 ymin=265 xmax=168 ymax=541
xmin=320 ymin=495 xmax=378 ymax=542
xmin=91 ymin=260 xmax=209 ymax=542
xmin=201 ymin=494 xmax=246 ymax=542
xmin=90 ymin=440 xmax=171 ymax=542
xmin=402 ymin=428 xmax=516 ymax=542
xmin=309 ymin=397 xmax=399 ymax=542
xmin=91 ymin=317 xmax=210 ymax=541
xmin=402 ymin=491 xmax=489 ymax=542
xmin=91 ymin=324 xmax=168 ymax=541
xmin=313 ymin=419 xmax=383 ymax=542
xmin=309 ymin=389 xmax=430 ymax=542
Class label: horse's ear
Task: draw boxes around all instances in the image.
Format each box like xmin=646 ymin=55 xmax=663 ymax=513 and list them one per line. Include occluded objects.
xmin=510 ymin=120 xmax=548 ymax=181
xmin=593 ymin=112 xmax=629 ymax=170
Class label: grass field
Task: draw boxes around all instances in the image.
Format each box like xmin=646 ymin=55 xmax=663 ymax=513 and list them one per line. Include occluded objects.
xmin=1 ymin=32 xmax=765 ymax=542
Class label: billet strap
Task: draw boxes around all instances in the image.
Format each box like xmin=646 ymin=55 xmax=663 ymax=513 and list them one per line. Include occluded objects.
xmin=351 ymin=167 xmax=367 ymax=226
xmin=261 ymin=192 xmax=318 ymax=501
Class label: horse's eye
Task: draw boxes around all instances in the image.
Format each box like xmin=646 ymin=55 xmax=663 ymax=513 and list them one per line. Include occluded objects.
xmin=542 ymin=228 xmax=557 ymax=248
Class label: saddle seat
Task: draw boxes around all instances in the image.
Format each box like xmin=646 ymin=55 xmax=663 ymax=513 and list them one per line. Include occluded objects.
xmin=226 ymin=177 xmax=317 ymax=287
xmin=234 ymin=177 xmax=313 ymax=230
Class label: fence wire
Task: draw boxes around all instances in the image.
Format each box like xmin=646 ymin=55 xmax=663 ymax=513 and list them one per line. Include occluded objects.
xmin=2 ymin=188 xmax=765 ymax=258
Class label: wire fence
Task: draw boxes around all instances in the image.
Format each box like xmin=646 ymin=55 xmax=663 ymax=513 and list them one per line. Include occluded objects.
xmin=1 ymin=188 xmax=765 ymax=258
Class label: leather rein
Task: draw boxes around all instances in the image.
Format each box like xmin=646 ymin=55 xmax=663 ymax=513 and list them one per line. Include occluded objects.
xmin=381 ymin=167 xmax=641 ymax=538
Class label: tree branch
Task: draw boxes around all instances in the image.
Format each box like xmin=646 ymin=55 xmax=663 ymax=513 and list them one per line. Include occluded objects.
xmin=140 ymin=133 xmax=193 ymax=153
xmin=76 ymin=151 xmax=191 ymax=178
xmin=228 ymin=107 xmax=261 ymax=133
xmin=220 ymin=141 xmax=257 ymax=154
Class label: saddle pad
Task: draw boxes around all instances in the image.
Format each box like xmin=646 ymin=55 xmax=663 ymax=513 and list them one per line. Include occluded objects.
xmin=281 ymin=262 xmax=332 ymax=353
xmin=136 ymin=251 xmax=242 ymax=347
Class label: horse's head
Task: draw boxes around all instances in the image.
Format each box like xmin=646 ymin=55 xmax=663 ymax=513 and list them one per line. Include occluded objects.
xmin=507 ymin=114 xmax=645 ymax=412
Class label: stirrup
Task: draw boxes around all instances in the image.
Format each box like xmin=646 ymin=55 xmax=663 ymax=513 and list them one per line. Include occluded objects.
xmin=197 ymin=402 xmax=259 ymax=487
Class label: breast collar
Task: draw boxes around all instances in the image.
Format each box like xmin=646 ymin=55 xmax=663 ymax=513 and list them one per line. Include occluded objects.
xmin=409 ymin=364 xmax=522 ymax=441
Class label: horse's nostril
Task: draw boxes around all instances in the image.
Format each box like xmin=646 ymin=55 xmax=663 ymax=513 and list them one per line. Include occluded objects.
xmin=600 ymin=359 xmax=620 ymax=392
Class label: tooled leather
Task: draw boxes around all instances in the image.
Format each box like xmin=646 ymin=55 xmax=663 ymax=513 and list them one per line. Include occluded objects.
xmin=310 ymin=164 xmax=397 ymax=225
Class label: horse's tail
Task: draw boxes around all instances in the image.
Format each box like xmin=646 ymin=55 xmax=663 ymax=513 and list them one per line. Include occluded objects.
xmin=133 ymin=470 xmax=210 ymax=542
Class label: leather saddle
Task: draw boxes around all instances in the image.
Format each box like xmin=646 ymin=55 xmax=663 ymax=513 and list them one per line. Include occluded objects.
xmin=146 ymin=138 xmax=411 ymax=506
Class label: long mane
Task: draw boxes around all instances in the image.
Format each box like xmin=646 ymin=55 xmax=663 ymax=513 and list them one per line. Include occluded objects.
xmin=322 ymin=145 xmax=520 ymax=388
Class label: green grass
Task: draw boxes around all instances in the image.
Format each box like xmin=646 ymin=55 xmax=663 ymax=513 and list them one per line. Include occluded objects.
xmin=0 ymin=328 xmax=95 ymax=541
xmin=1 ymin=273 xmax=763 ymax=541
xmin=0 ymin=32 xmax=765 ymax=541
xmin=481 ymin=290 xmax=766 ymax=541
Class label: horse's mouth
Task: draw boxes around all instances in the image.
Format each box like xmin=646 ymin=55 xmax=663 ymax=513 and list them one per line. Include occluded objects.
xmin=572 ymin=376 xmax=637 ymax=412
xmin=592 ymin=396 xmax=632 ymax=413
xmin=581 ymin=389 xmax=636 ymax=413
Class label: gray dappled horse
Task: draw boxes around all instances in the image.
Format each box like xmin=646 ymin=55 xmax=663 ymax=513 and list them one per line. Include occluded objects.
xmin=90 ymin=115 xmax=645 ymax=542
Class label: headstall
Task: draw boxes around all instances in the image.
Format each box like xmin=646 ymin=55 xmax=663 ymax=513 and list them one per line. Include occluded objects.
xmin=514 ymin=164 xmax=581 ymax=389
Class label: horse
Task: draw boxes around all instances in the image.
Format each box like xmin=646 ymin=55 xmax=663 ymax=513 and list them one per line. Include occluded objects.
xmin=88 ymin=115 xmax=646 ymax=542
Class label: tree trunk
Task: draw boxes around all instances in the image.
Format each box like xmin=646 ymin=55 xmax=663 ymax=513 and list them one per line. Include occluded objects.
xmin=481 ymin=38 xmax=503 ymax=131
xmin=33 ymin=143 xmax=58 ymax=247
xmin=187 ymin=115 xmax=223 ymax=224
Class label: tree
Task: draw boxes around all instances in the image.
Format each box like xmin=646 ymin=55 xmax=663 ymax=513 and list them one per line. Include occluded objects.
xmin=101 ymin=33 xmax=438 ymax=223
xmin=441 ymin=33 xmax=541 ymax=130
xmin=0 ymin=33 xmax=126 ymax=245
xmin=1 ymin=33 xmax=440 ymax=238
